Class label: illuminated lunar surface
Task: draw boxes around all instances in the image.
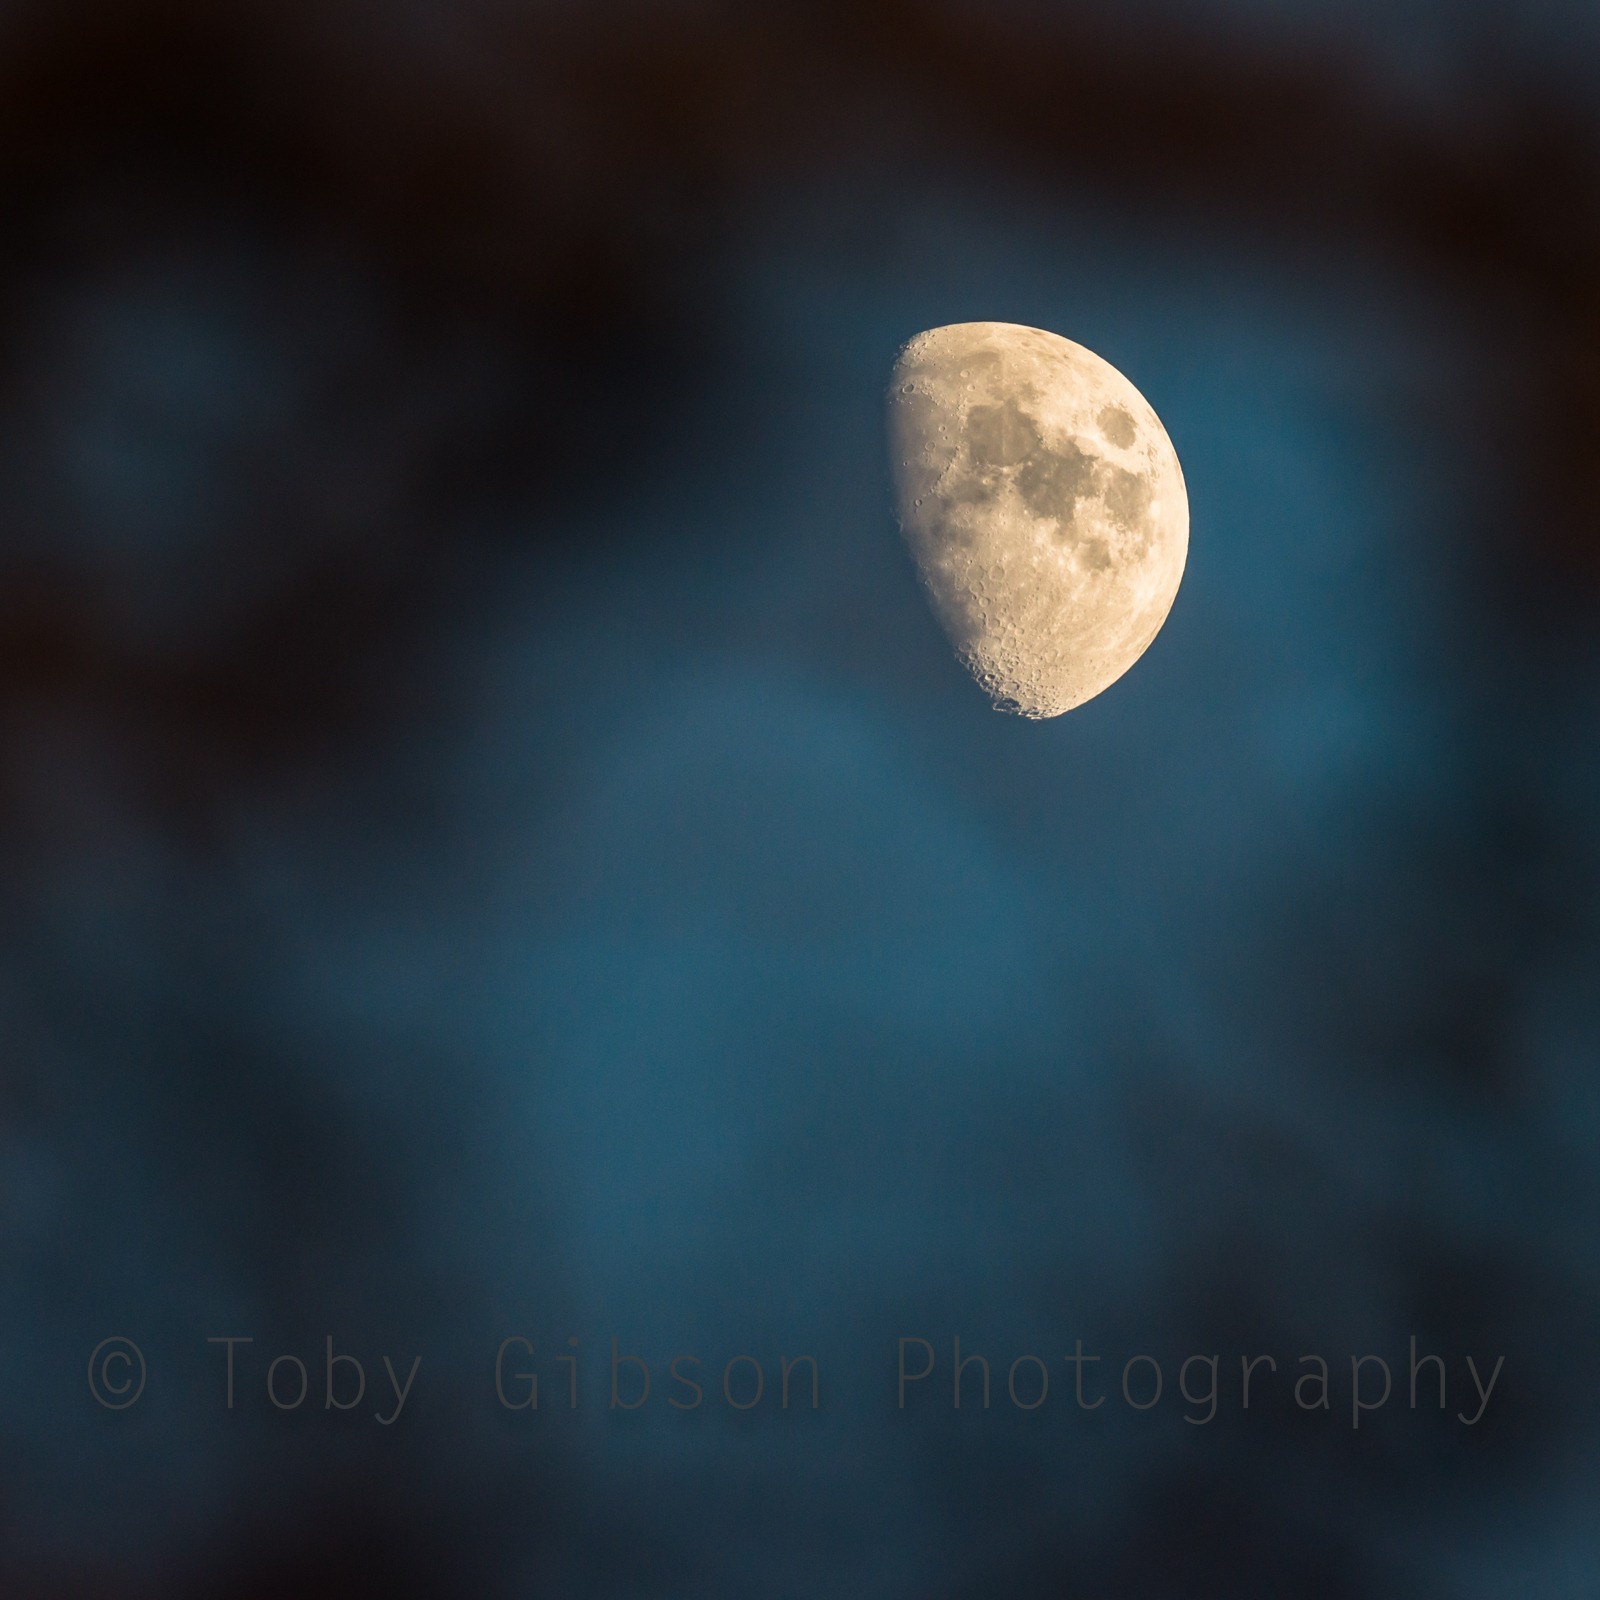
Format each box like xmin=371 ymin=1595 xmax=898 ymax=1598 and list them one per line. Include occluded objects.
xmin=888 ymin=321 xmax=1189 ymax=717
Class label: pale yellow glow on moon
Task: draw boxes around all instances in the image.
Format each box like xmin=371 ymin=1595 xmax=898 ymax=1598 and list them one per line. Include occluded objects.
xmin=887 ymin=322 xmax=1189 ymax=718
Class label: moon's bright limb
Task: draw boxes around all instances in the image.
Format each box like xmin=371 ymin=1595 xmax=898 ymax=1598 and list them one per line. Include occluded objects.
xmin=887 ymin=322 xmax=1188 ymax=718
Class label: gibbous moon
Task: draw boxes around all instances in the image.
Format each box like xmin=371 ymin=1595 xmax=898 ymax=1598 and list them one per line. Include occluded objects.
xmin=887 ymin=322 xmax=1188 ymax=718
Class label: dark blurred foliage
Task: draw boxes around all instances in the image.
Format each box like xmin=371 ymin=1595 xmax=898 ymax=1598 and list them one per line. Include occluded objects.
xmin=2 ymin=1 xmax=1599 ymax=1596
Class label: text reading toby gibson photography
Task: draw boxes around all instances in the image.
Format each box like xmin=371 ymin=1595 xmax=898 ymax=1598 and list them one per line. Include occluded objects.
xmin=85 ymin=1334 xmax=1505 ymax=1430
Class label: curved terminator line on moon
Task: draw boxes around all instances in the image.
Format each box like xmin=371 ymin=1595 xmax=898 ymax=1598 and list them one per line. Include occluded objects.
xmin=888 ymin=322 xmax=1189 ymax=718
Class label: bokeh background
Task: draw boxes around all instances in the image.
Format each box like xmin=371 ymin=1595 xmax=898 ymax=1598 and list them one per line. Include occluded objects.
xmin=3 ymin=0 xmax=1599 ymax=1594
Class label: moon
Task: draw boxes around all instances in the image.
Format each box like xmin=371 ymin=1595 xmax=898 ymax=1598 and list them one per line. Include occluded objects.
xmin=887 ymin=322 xmax=1188 ymax=718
